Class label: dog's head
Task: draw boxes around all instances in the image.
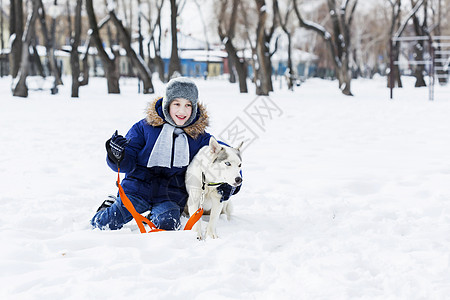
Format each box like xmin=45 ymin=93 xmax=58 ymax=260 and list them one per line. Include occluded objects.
xmin=206 ymin=137 xmax=243 ymax=187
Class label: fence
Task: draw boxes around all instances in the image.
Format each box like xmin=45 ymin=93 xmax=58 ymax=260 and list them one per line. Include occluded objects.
xmin=389 ymin=35 xmax=450 ymax=101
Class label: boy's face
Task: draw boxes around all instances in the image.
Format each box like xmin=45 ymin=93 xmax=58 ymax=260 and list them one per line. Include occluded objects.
xmin=169 ymin=98 xmax=193 ymax=126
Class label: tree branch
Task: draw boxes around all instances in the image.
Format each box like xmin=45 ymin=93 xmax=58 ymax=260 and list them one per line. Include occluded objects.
xmin=394 ymin=0 xmax=424 ymax=37
xmin=293 ymin=0 xmax=340 ymax=68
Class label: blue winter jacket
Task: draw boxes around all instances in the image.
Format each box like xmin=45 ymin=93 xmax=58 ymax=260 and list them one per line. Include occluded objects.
xmin=107 ymin=98 xmax=212 ymax=207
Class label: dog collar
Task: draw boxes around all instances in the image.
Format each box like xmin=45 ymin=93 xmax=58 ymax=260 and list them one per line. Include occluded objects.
xmin=201 ymin=172 xmax=224 ymax=190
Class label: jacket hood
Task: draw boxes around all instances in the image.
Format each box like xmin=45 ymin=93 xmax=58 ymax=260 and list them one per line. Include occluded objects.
xmin=145 ymin=97 xmax=209 ymax=139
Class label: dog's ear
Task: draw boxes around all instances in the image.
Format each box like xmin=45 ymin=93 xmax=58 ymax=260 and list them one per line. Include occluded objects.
xmin=235 ymin=141 xmax=244 ymax=152
xmin=209 ymin=137 xmax=223 ymax=154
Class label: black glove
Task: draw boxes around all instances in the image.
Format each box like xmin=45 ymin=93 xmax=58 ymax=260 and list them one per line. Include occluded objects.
xmin=217 ymin=183 xmax=241 ymax=202
xmin=106 ymin=130 xmax=130 ymax=165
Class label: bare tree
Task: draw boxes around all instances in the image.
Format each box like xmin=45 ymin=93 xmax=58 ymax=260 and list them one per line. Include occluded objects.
xmin=1 ymin=0 xmax=4 ymax=52
xmin=13 ymin=0 xmax=39 ymax=97
xmin=410 ymin=0 xmax=428 ymax=87
xmin=67 ymin=0 xmax=82 ymax=97
xmin=240 ymin=0 xmax=257 ymax=84
xmin=10 ymin=0 xmax=23 ymax=78
xmin=153 ymin=0 xmax=166 ymax=82
xmin=109 ymin=8 xmax=155 ymax=93
xmin=254 ymin=0 xmax=277 ymax=95
xmin=218 ymin=0 xmax=248 ymax=93
xmin=115 ymin=0 xmax=132 ymax=77
xmin=137 ymin=0 xmax=144 ymax=70
xmin=86 ymin=0 xmax=120 ymax=93
xmin=390 ymin=0 xmax=424 ymax=87
xmin=388 ymin=0 xmax=403 ymax=88
xmin=275 ymin=0 xmax=295 ymax=90
xmin=30 ymin=25 xmax=45 ymax=77
xmin=141 ymin=0 xmax=165 ymax=82
xmin=37 ymin=0 xmax=63 ymax=94
xmin=168 ymin=0 xmax=183 ymax=78
xmin=194 ymin=0 xmax=211 ymax=78
xmin=293 ymin=0 xmax=358 ymax=96
xmin=77 ymin=14 xmax=112 ymax=88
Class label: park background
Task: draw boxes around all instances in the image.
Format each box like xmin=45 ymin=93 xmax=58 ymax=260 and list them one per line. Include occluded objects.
xmin=1 ymin=0 xmax=450 ymax=299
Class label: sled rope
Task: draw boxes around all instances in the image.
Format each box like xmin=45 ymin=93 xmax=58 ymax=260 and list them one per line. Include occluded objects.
xmin=116 ymin=169 xmax=203 ymax=233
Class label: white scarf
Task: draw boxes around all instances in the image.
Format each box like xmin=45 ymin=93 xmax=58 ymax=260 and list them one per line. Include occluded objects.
xmin=147 ymin=123 xmax=190 ymax=168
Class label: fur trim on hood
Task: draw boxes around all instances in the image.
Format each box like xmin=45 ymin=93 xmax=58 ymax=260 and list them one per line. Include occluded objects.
xmin=145 ymin=97 xmax=209 ymax=139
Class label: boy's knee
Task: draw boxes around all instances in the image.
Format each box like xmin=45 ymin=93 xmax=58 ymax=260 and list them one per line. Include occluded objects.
xmin=153 ymin=210 xmax=181 ymax=230
xmin=151 ymin=202 xmax=182 ymax=230
xmin=91 ymin=202 xmax=129 ymax=230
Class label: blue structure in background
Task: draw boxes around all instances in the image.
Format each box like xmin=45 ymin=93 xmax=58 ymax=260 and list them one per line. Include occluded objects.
xmin=163 ymin=58 xmax=213 ymax=77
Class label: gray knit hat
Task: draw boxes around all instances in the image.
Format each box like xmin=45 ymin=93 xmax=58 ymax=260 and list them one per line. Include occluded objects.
xmin=162 ymin=77 xmax=199 ymax=127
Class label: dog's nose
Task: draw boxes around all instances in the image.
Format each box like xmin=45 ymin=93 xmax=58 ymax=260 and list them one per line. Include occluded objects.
xmin=235 ymin=177 xmax=242 ymax=184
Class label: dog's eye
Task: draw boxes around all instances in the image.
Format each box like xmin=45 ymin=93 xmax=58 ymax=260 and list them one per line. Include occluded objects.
xmin=225 ymin=162 xmax=231 ymax=166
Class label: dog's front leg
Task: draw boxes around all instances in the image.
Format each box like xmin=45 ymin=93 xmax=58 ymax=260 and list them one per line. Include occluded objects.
xmin=187 ymin=192 xmax=203 ymax=239
xmin=206 ymin=198 xmax=223 ymax=239
xmin=189 ymin=205 xmax=203 ymax=239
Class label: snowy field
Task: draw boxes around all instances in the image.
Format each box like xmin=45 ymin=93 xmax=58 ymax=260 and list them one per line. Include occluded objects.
xmin=1 ymin=75 xmax=450 ymax=299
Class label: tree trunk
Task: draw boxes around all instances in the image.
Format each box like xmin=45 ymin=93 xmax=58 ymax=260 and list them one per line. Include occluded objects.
xmin=228 ymin=56 xmax=236 ymax=83
xmin=222 ymin=38 xmax=248 ymax=93
xmin=155 ymin=1 xmax=165 ymax=82
xmin=152 ymin=41 xmax=165 ymax=82
xmin=255 ymin=0 xmax=270 ymax=96
xmin=388 ymin=42 xmax=403 ymax=88
xmin=253 ymin=0 xmax=276 ymax=95
xmin=0 ymin=0 xmax=4 ymax=51
xmin=387 ymin=0 xmax=403 ymax=88
xmin=79 ymin=35 xmax=93 ymax=87
xmin=144 ymin=0 xmax=165 ymax=82
xmin=168 ymin=0 xmax=181 ymax=78
xmin=86 ymin=0 xmax=120 ymax=93
xmin=293 ymin=0 xmax=357 ymax=96
xmin=286 ymin=32 xmax=294 ymax=90
xmin=79 ymin=15 xmax=110 ymax=87
xmin=339 ymin=63 xmax=353 ymax=96
xmin=69 ymin=0 xmax=82 ymax=97
xmin=217 ymin=0 xmax=248 ymax=93
xmin=411 ymin=0 xmax=427 ymax=87
xmin=413 ymin=41 xmax=427 ymax=87
xmin=37 ymin=0 xmax=63 ymax=89
xmin=263 ymin=36 xmax=274 ymax=92
xmin=31 ymin=44 xmax=45 ymax=77
xmin=109 ymin=10 xmax=154 ymax=93
xmin=10 ymin=0 xmax=23 ymax=78
xmin=275 ymin=0 xmax=294 ymax=90
xmin=13 ymin=0 xmax=39 ymax=97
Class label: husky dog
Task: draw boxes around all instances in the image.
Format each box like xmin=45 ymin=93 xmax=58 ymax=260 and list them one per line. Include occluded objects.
xmin=185 ymin=137 xmax=243 ymax=239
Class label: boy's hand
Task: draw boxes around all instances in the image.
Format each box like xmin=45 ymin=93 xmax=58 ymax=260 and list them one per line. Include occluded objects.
xmin=217 ymin=183 xmax=238 ymax=202
xmin=106 ymin=130 xmax=130 ymax=165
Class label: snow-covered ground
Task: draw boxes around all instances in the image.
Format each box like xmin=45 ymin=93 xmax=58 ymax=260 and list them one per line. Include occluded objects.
xmin=1 ymin=75 xmax=450 ymax=299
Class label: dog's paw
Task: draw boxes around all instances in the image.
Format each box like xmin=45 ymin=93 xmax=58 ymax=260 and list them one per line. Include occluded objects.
xmin=206 ymin=228 xmax=218 ymax=239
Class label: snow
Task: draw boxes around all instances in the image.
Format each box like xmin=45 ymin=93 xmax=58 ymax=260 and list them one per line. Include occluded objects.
xmin=1 ymin=75 xmax=450 ymax=299
xmin=9 ymin=34 xmax=16 ymax=48
xmin=47 ymin=4 xmax=62 ymax=19
xmin=106 ymin=0 xmax=117 ymax=13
